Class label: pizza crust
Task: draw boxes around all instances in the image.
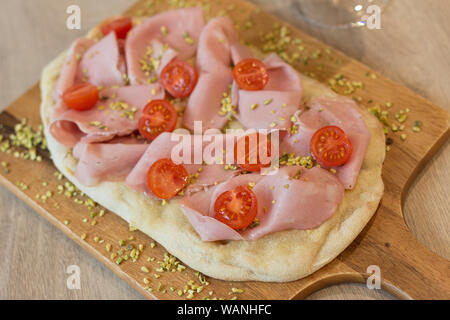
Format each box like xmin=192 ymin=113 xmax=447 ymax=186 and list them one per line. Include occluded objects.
xmin=39 ymin=19 xmax=385 ymax=282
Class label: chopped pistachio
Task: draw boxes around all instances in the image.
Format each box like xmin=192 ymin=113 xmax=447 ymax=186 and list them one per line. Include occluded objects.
xmin=160 ymin=26 xmax=168 ymax=36
xmin=263 ymin=98 xmax=273 ymax=105
xmin=249 ymin=218 xmax=260 ymax=228
xmin=183 ymin=31 xmax=194 ymax=45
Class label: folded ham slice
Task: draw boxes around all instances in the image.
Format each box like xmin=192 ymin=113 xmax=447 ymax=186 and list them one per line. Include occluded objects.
xmin=54 ymin=33 xmax=126 ymax=102
xmin=281 ymin=96 xmax=371 ymax=189
xmin=125 ymin=132 xmax=242 ymax=198
xmin=50 ymin=85 xmax=164 ymax=147
xmin=232 ymin=53 xmax=303 ymax=130
xmin=179 ymin=166 xmax=344 ymax=241
xmin=73 ymin=141 xmax=148 ymax=186
xmin=126 ymin=7 xmax=204 ymax=85
xmin=53 ymin=38 xmax=95 ymax=101
xmin=79 ymin=32 xmax=126 ymax=88
xmin=183 ymin=17 xmax=237 ymax=131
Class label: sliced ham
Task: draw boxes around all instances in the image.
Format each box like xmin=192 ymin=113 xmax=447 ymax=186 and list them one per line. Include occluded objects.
xmin=125 ymin=131 xmax=242 ymax=197
xmin=53 ymin=38 xmax=95 ymax=101
xmin=50 ymin=85 xmax=164 ymax=147
xmin=230 ymin=42 xmax=253 ymax=63
xmin=184 ymin=17 xmax=302 ymax=132
xmin=184 ymin=71 xmax=233 ymax=131
xmin=279 ymin=109 xmax=326 ymax=158
xmin=232 ymin=53 xmax=303 ymax=130
xmin=73 ymin=141 xmax=148 ymax=186
xmin=126 ymin=7 xmax=204 ymax=85
xmin=54 ymin=33 xmax=126 ymax=102
xmin=79 ymin=32 xmax=126 ymax=87
xmin=179 ymin=166 xmax=344 ymax=241
xmin=125 ymin=132 xmax=198 ymax=195
xmin=150 ymin=40 xmax=179 ymax=76
xmin=183 ymin=17 xmax=237 ymax=131
xmin=280 ymin=96 xmax=371 ymax=189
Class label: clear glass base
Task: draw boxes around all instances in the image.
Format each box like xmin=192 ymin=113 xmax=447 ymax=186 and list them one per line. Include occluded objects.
xmin=293 ymin=0 xmax=390 ymax=29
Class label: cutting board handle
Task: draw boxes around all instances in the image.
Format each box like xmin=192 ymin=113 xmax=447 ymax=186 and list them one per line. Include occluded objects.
xmin=370 ymin=213 xmax=450 ymax=300
xmin=335 ymin=155 xmax=450 ymax=300
xmin=292 ymin=212 xmax=450 ymax=300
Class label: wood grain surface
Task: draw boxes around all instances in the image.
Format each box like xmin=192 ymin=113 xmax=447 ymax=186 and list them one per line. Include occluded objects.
xmin=0 ymin=0 xmax=448 ymax=300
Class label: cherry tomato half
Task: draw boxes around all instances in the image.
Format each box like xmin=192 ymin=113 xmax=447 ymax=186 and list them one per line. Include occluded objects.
xmin=62 ymin=82 xmax=99 ymax=111
xmin=310 ymin=126 xmax=353 ymax=167
xmin=234 ymin=133 xmax=273 ymax=172
xmin=138 ymin=100 xmax=177 ymax=141
xmin=100 ymin=17 xmax=133 ymax=39
xmin=160 ymin=60 xmax=198 ymax=98
xmin=232 ymin=58 xmax=269 ymax=91
xmin=214 ymin=186 xmax=258 ymax=230
xmin=147 ymin=158 xmax=189 ymax=200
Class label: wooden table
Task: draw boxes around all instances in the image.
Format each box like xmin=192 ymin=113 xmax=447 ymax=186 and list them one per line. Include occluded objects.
xmin=0 ymin=0 xmax=448 ymax=300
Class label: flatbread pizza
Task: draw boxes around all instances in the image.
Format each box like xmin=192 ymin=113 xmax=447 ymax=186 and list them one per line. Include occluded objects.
xmin=40 ymin=8 xmax=385 ymax=282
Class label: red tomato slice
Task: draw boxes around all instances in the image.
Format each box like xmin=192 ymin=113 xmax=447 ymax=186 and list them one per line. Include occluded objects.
xmin=234 ymin=133 xmax=273 ymax=172
xmin=138 ymin=100 xmax=177 ymax=141
xmin=62 ymin=83 xmax=99 ymax=111
xmin=232 ymin=58 xmax=269 ymax=91
xmin=147 ymin=158 xmax=189 ymax=200
xmin=310 ymin=126 xmax=353 ymax=167
xmin=160 ymin=60 xmax=198 ymax=98
xmin=100 ymin=17 xmax=133 ymax=39
xmin=214 ymin=186 xmax=258 ymax=230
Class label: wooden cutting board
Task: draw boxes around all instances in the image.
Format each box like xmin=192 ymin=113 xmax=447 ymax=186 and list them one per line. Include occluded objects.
xmin=0 ymin=0 xmax=449 ymax=300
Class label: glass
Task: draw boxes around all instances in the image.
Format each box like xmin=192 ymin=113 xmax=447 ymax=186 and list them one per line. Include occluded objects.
xmin=293 ymin=0 xmax=390 ymax=29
